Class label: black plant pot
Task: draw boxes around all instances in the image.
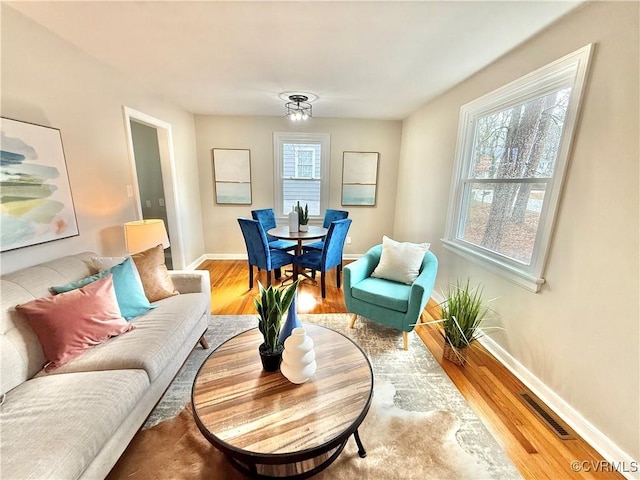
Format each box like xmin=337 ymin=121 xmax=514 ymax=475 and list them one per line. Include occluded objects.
xmin=259 ymin=343 xmax=284 ymax=372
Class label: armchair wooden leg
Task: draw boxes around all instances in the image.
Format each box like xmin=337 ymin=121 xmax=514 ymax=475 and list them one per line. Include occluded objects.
xmin=267 ymin=270 xmax=272 ymax=287
xmin=248 ymin=265 xmax=254 ymax=290
xmin=349 ymin=314 xmax=357 ymax=329
xmin=336 ymin=264 xmax=342 ymax=288
xmin=199 ymin=335 xmax=209 ymax=349
xmin=402 ymin=331 xmax=409 ymax=351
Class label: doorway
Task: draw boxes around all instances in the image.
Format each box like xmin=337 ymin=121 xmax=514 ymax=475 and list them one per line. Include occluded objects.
xmin=122 ymin=107 xmax=184 ymax=269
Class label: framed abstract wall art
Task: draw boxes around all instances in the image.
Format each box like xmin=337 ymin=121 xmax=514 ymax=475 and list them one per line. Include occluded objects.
xmin=0 ymin=118 xmax=79 ymax=252
xmin=212 ymin=148 xmax=252 ymax=204
xmin=341 ymin=151 xmax=379 ymax=206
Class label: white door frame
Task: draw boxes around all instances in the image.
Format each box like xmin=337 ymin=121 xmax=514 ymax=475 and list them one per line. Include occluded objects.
xmin=122 ymin=106 xmax=185 ymax=269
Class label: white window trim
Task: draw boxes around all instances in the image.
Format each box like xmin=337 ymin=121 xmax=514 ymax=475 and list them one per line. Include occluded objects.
xmin=443 ymin=44 xmax=593 ymax=293
xmin=273 ymin=132 xmax=330 ymax=219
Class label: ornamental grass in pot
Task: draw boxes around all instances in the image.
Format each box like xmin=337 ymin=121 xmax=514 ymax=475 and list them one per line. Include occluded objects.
xmin=439 ymin=279 xmax=492 ymax=366
xmin=254 ymin=280 xmax=299 ymax=372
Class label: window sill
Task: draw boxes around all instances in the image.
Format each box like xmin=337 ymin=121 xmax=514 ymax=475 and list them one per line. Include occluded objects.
xmin=441 ymin=239 xmax=545 ymax=293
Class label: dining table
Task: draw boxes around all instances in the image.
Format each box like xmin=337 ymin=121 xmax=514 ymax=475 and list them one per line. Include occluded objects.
xmin=267 ymin=225 xmax=328 ymax=283
xmin=267 ymin=225 xmax=328 ymax=256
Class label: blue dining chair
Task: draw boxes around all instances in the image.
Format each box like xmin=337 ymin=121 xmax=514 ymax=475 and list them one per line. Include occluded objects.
xmin=293 ymin=219 xmax=352 ymax=298
xmin=302 ymin=209 xmax=349 ymax=253
xmin=238 ymin=218 xmax=295 ymax=289
xmin=251 ymin=208 xmax=296 ymax=252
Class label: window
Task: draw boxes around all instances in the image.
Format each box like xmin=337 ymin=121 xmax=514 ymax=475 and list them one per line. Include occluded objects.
xmin=294 ymin=148 xmax=315 ymax=179
xmin=443 ymin=45 xmax=593 ymax=292
xmin=273 ymin=132 xmax=330 ymax=218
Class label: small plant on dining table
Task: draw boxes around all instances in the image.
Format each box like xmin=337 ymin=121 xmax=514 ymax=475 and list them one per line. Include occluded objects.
xmin=296 ymin=201 xmax=309 ymax=225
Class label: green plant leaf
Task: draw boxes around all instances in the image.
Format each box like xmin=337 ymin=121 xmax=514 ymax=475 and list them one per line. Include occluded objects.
xmin=254 ymin=280 xmax=299 ymax=353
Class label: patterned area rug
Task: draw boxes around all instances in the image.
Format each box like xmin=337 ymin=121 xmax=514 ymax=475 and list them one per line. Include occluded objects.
xmin=139 ymin=314 xmax=521 ymax=479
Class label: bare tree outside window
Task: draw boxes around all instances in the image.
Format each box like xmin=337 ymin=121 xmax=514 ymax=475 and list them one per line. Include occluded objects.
xmin=460 ymin=88 xmax=570 ymax=264
xmin=443 ymin=45 xmax=592 ymax=292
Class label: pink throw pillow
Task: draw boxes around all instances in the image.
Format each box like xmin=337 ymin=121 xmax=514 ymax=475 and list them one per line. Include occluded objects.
xmin=16 ymin=274 xmax=134 ymax=372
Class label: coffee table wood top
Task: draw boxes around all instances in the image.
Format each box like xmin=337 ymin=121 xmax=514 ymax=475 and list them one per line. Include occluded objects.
xmin=192 ymin=324 xmax=373 ymax=458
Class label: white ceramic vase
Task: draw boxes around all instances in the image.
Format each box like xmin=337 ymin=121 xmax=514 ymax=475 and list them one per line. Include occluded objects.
xmin=288 ymin=206 xmax=299 ymax=233
xmin=281 ymin=327 xmax=316 ymax=384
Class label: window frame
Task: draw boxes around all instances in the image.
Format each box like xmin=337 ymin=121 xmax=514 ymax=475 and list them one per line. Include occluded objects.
xmin=443 ymin=44 xmax=593 ymax=292
xmin=273 ymin=132 xmax=330 ymax=219
xmin=293 ymin=147 xmax=316 ymax=179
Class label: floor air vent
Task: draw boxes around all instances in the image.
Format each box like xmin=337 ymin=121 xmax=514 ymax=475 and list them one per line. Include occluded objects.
xmin=519 ymin=392 xmax=574 ymax=440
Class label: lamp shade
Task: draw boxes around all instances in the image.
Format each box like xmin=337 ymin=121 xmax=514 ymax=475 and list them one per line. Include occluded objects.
xmin=124 ymin=219 xmax=170 ymax=254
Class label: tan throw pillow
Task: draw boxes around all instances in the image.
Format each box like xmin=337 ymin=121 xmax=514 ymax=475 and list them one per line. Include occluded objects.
xmin=131 ymin=244 xmax=179 ymax=302
xmin=371 ymin=235 xmax=430 ymax=285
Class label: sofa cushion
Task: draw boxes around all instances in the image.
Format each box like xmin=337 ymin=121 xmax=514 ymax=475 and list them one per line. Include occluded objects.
xmin=16 ymin=275 xmax=134 ymax=372
xmin=88 ymin=256 xmax=126 ymax=271
xmin=131 ymin=245 xmax=179 ymax=302
xmin=38 ymin=292 xmax=208 ymax=381
xmin=51 ymin=257 xmax=155 ymax=320
xmin=352 ymin=277 xmax=411 ymax=313
xmin=0 ymin=369 xmax=149 ymax=480
xmin=1 ymin=253 xmax=96 ymax=393
xmin=371 ymin=235 xmax=430 ymax=285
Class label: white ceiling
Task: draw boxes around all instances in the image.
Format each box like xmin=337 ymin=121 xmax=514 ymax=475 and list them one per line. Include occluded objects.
xmin=8 ymin=1 xmax=583 ymax=120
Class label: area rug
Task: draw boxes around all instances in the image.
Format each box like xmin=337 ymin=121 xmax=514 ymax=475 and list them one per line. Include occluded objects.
xmin=108 ymin=314 xmax=522 ymax=480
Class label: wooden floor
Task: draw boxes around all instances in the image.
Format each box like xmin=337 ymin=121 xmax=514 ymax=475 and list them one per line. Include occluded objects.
xmin=198 ymin=259 xmax=624 ymax=480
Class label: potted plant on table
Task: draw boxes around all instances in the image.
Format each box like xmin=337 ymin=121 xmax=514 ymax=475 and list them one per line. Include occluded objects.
xmin=254 ymin=280 xmax=299 ymax=372
xmin=439 ymin=279 xmax=492 ymax=366
xmin=296 ymin=201 xmax=309 ymax=232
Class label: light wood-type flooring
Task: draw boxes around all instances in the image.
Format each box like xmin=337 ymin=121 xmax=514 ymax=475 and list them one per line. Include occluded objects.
xmin=197 ymin=259 xmax=625 ymax=480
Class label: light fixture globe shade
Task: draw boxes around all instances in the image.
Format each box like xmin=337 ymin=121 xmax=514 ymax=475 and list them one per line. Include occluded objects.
xmin=124 ymin=219 xmax=170 ymax=253
xmin=284 ymin=93 xmax=313 ymax=121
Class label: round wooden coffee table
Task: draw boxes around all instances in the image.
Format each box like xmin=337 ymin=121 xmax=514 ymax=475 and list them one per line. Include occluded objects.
xmin=191 ymin=324 xmax=373 ymax=479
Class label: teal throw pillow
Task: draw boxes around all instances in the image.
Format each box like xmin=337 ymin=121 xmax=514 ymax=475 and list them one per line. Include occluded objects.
xmin=51 ymin=257 xmax=155 ymax=320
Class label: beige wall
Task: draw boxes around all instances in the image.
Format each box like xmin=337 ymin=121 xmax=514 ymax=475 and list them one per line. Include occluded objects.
xmin=1 ymin=5 xmax=205 ymax=273
xmin=194 ymin=115 xmax=402 ymax=257
xmin=396 ymin=2 xmax=639 ymax=460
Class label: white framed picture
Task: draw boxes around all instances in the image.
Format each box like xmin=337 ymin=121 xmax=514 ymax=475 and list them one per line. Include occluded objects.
xmin=212 ymin=148 xmax=252 ymax=204
xmin=342 ymin=151 xmax=379 ymax=206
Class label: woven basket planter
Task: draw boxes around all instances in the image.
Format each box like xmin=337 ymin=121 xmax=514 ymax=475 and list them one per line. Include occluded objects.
xmin=443 ymin=343 xmax=467 ymax=366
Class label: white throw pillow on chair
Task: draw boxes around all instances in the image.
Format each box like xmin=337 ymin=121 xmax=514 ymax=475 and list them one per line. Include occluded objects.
xmin=371 ymin=236 xmax=430 ymax=285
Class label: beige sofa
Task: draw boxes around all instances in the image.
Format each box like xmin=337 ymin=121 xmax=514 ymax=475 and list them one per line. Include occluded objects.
xmin=0 ymin=252 xmax=211 ymax=479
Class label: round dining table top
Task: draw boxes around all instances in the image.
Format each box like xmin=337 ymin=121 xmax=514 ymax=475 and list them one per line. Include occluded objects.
xmin=267 ymin=225 xmax=328 ymax=241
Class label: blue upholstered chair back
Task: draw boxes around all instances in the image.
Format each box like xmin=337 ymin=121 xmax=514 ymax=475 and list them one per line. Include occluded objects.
xmin=251 ymin=208 xmax=278 ymax=242
xmin=238 ymin=218 xmax=270 ymax=270
xmin=322 ymin=209 xmax=349 ymax=228
xmin=321 ymin=219 xmax=352 ymax=270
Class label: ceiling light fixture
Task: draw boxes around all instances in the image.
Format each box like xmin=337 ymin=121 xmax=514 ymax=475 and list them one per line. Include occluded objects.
xmin=285 ymin=94 xmax=312 ymax=121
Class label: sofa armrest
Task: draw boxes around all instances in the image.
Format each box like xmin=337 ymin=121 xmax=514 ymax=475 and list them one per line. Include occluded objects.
xmin=169 ymin=270 xmax=211 ymax=295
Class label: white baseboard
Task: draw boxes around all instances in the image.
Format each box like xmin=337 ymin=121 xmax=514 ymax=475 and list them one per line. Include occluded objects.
xmin=184 ymin=254 xmax=208 ymax=270
xmin=478 ymin=334 xmax=639 ymax=480
xmin=432 ymin=289 xmax=637 ymax=477
xmin=187 ymin=252 xmax=363 ymax=267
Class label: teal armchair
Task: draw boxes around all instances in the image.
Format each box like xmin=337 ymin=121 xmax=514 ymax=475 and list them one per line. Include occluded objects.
xmin=343 ymin=244 xmax=438 ymax=350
